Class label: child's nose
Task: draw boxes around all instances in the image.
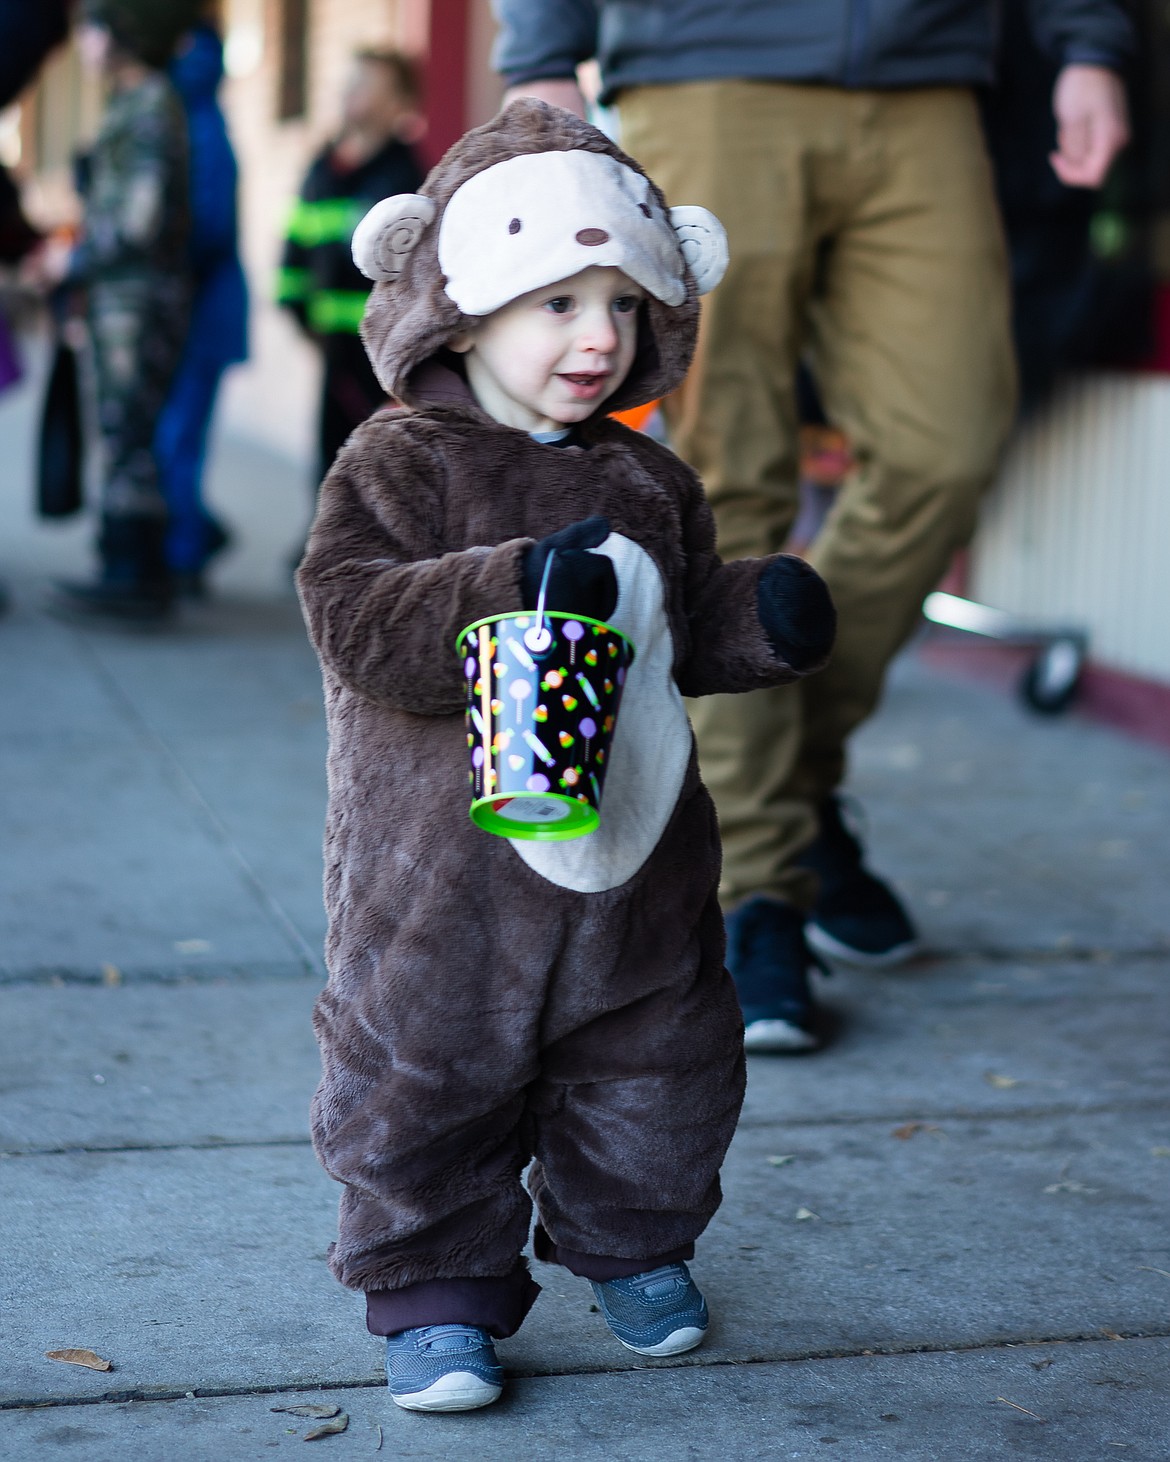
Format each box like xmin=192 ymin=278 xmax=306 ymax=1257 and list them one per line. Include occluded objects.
xmin=578 ymin=308 xmax=619 ymax=354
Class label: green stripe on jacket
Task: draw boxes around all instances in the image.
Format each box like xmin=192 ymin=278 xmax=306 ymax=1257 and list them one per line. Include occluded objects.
xmin=307 ymin=289 xmax=369 ymax=334
xmin=284 ymin=197 xmax=364 ymax=247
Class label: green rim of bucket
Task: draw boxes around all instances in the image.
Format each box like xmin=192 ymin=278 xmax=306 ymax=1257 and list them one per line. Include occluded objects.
xmin=469 ymin=793 xmax=599 ymax=841
xmin=456 ymin=610 xmax=635 ymax=657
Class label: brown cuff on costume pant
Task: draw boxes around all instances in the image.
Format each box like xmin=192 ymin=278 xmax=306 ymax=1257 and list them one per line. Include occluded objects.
xmin=532 ymin=1224 xmax=695 ymax=1281
xmin=365 ymin=1266 xmax=540 ymax=1340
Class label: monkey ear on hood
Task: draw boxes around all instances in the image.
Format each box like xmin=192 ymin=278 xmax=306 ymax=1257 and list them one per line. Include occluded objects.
xmin=669 ymin=206 xmax=729 ymax=296
xmin=352 ymin=195 xmax=437 ymax=283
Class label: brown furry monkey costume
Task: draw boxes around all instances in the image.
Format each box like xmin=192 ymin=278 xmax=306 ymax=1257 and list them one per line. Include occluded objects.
xmin=297 ymin=101 xmax=834 ymax=1340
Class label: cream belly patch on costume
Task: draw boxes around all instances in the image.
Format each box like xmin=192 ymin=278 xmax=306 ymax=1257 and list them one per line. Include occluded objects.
xmin=509 ymin=533 xmax=691 ymax=893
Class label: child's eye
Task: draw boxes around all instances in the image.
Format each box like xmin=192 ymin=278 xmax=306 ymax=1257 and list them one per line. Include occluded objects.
xmin=544 ymin=296 xmax=573 ymax=315
xmin=613 ymin=296 xmax=639 ymax=314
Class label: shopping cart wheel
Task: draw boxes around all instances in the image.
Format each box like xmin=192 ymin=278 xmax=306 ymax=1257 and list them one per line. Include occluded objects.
xmin=1019 ymin=637 xmax=1084 ymax=715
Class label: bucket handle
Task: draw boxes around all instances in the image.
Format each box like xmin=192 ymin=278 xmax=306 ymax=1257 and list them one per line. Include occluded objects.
xmin=523 ymin=552 xmax=555 ymax=655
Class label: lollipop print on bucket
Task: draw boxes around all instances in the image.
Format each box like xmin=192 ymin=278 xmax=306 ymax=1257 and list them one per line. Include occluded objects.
xmin=457 ymin=552 xmax=635 ymax=840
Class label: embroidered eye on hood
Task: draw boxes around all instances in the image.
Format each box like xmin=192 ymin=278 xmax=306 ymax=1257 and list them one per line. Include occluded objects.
xmin=352 ymin=99 xmax=728 ymax=417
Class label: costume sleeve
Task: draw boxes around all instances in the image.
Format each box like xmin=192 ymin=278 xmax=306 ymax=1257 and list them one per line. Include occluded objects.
xmin=492 ymin=0 xmax=599 ymax=83
xmin=297 ymin=420 xmax=530 ymax=715
xmin=672 ymin=464 xmax=810 ymax=700
xmin=1025 ymin=0 xmax=1133 ymax=69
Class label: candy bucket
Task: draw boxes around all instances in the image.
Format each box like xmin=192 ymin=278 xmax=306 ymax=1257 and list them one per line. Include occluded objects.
xmin=457 ymin=595 xmax=635 ymax=841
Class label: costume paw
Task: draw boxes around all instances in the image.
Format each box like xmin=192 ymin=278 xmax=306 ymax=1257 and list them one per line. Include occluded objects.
xmin=521 ymin=516 xmax=618 ymax=623
xmin=757 ymin=556 xmax=836 ymax=672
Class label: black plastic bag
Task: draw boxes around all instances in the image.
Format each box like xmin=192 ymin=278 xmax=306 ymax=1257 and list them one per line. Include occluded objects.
xmin=37 ymin=328 xmax=84 ymax=518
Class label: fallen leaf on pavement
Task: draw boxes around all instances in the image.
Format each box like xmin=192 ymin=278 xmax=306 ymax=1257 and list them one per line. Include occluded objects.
xmin=794 ymin=1207 xmax=819 ymax=1221
xmin=984 ymin=1072 xmax=1020 ymax=1089
xmin=304 ymin=1413 xmax=349 ymax=1441
xmin=1100 ymin=1327 xmax=1125 ymax=1341
xmin=766 ymin=1154 xmax=795 ymax=1167
xmin=1043 ymin=1180 xmax=1098 ymax=1195
xmin=101 ymin=964 xmax=121 ymax=986
xmin=891 ymin=1122 xmax=941 ymax=1140
xmin=1150 ymin=1147 xmax=1170 ymax=1158
xmin=45 ymin=1349 xmax=112 ymax=1371
xmin=270 ymin=1404 xmax=341 ymax=1418
xmin=1030 ymin=1358 xmax=1054 ymax=1370
xmin=374 ymin=1423 xmax=383 ymax=1451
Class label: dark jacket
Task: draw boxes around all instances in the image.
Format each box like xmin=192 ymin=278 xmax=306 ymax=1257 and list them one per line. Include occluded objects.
xmin=494 ymin=0 xmax=1133 ymax=99
xmin=278 ymin=136 xmax=423 ymax=338
xmin=0 ymin=0 xmax=70 ymax=109
xmin=169 ymin=25 xmax=247 ymax=368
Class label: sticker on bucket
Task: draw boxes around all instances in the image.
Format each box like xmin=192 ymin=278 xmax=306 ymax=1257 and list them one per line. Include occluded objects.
xmin=457 ymin=599 xmax=635 ymax=842
xmin=494 ymin=797 xmax=573 ymax=825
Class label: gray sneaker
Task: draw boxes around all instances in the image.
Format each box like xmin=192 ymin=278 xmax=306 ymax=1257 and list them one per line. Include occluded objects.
xmin=384 ymin=1324 xmax=504 ymax=1412
xmin=591 ymin=1264 xmax=709 ymax=1357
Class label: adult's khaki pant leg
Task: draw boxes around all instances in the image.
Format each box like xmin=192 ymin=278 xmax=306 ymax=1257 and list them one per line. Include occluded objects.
xmin=797 ymin=89 xmax=1017 ymax=802
xmin=620 ymin=82 xmax=822 ymax=909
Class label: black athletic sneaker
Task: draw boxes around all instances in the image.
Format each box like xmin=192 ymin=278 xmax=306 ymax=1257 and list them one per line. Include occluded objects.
xmin=799 ymin=796 xmax=919 ymax=968
xmin=725 ymin=896 xmax=825 ymax=1052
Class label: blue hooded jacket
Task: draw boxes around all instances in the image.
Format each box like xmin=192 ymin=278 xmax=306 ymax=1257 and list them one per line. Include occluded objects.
xmin=170 ymin=25 xmax=248 ymax=368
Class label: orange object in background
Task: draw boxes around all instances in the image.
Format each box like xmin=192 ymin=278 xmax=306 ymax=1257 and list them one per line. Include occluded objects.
xmin=611 ymin=400 xmax=659 ymax=431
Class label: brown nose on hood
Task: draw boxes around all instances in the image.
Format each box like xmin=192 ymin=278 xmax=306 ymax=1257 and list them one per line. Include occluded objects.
xmin=359 ymin=99 xmax=701 ymax=416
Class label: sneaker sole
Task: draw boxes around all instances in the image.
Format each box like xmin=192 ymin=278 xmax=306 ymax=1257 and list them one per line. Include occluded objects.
xmin=390 ymin=1373 xmax=503 ymax=1413
xmin=743 ymin=1017 xmax=820 ymax=1053
xmin=618 ymin=1325 xmax=707 ymax=1358
xmin=806 ymin=921 xmax=920 ymax=970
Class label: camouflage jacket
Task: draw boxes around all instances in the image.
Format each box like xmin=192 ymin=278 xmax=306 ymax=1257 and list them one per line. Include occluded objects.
xmin=76 ymin=72 xmax=189 ymax=285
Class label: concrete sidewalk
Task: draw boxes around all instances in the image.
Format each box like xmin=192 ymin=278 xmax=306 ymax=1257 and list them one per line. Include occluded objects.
xmin=1 ymin=391 xmax=1169 ymax=1456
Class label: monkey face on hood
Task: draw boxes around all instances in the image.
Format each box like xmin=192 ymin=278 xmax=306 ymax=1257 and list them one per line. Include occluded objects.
xmin=354 ymin=100 xmax=728 ymax=418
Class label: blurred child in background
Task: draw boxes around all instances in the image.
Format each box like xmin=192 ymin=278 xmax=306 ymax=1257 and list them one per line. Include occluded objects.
xmin=277 ymin=49 xmax=423 ymax=504
xmin=52 ymin=0 xmax=199 ymax=623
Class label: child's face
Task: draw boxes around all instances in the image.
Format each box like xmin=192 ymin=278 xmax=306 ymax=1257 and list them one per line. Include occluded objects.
xmin=77 ymin=22 xmax=113 ymax=73
xmin=451 ymin=266 xmax=643 ymax=434
xmin=342 ymin=60 xmax=408 ymax=136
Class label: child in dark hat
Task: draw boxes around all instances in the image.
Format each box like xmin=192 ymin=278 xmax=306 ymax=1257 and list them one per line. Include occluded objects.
xmin=49 ymin=0 xmax=201 ymax=622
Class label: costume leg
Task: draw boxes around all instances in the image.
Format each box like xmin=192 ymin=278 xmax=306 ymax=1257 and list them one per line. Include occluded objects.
xmin=155 ymin=357 xmax=224 ymax=574
xmin=528 ymin=876 xmax=746 ymax=1274
xmin=310 ymin=853 xmax=567 ymax=1338
xmin=620 ymin=80 xmax=827 ymax=910
xmin=797 ymin=87 xmax=1017 ymax=802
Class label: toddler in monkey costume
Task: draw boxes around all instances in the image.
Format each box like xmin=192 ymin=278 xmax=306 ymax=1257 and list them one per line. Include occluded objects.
xmin=297 ymin=100 xmax=836 ymax=1413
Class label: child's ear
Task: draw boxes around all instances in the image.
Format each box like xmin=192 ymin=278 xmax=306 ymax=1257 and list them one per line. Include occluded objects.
xmin=669 ymin=206 xmax=729 ymax=296
xmin=352 ymin=194 xmax=436 ymax=283
xmin=448 ymin=332 xmax=474 ymax=355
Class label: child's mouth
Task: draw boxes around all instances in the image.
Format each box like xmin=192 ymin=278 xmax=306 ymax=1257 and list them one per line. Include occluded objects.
xmin=559 ymin=372 xmax=609 ymax=400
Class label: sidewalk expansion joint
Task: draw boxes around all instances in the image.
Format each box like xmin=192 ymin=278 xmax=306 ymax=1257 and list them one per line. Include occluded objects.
xmin=735 ymin=1097 xmax=1170 ymax=1130
xmin=4 ymin=1096 xmax=1166 ymax=1158
xmin=1 ymin=1136 xmax=312 ymax=1159
xmin=5 ymin=1327 xmax=1169 ymax=1413
xmin=72 ymin=631 xmax=325 ymax=980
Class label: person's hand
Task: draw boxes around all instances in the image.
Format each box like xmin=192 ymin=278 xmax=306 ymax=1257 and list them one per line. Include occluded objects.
xmin=19 ymin=235 xmax=72 ymax=292
xmin=503 ymin=78 xmax=588 ymax=121
xmin=1050 ymin=64 xmax=1129 ymax=189
xmin=521 ymin=515 xmax=618 ymax=623
xmin=756 ymin=555 xmax=836 ymax=672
